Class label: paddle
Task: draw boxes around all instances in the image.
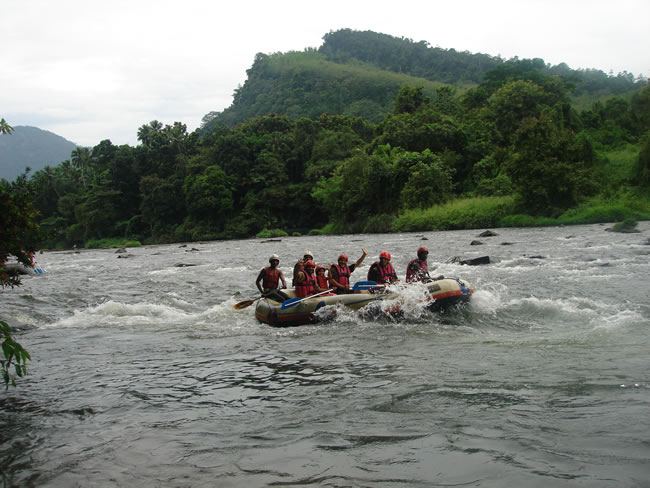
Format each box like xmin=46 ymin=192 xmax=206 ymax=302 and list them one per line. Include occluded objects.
xmin=233 ymin=296 xmax=263 ymax=310
xmin=280 ymin=288 xmax=335 ymax=310
xmin=351 ymin=280 xmax=379 ymax=290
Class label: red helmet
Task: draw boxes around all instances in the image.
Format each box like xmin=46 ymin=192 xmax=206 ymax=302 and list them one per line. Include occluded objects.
xmin=338 ymin=253 xmax=348 ymax=261
xmin=304 ymin=260 xmax=316 ymax=268
xmin=315 ymin=265 xmax=325 ymax=272
xmin=379 ymin=251 xmax=391 ymax=260
xmin=417 ymin=246 xmax=429 ymax=255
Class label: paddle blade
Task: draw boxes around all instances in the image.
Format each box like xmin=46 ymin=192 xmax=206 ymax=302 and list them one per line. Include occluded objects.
xmin=233 ymin=299 xmax=255 ymax=310
xmin=280 ymin=297 xmax=301 ymax=310
xmin=352 ymin=281 xmax=377 ymax=290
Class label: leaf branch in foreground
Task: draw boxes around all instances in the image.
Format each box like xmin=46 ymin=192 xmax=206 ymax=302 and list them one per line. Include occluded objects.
xmin=1 ymin=321 xmax=31 ymax=389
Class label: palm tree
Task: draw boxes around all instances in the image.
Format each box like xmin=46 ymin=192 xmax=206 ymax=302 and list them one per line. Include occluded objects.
xmin=70 ymin=147 xmax=91 ymax=187
xmin=137 ymin=120 xmax=163 ymax=148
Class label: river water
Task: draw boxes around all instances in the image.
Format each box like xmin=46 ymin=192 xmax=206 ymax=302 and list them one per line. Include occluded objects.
xmin=1 ymin=223 xmax=649 ymax=487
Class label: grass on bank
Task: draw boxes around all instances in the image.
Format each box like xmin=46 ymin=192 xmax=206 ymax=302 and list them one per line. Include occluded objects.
xmin=392 ymin=196 xmax=516 ymax=232
xmin=84 ymin=238 xmax=142 ymax=249
xmin=312 ymin=189 xmax=650 ymax=235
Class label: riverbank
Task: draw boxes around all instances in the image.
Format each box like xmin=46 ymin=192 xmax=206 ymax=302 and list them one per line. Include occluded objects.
xmin=47 ymin=189 xmax=650 ymax=250
xmin=315 ymin=190 xmax=650 ymax=235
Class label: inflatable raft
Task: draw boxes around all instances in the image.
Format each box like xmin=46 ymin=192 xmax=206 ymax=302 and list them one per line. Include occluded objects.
xmin=2 ymin=261 xmax=46 ymax=276
xmin=255 ymin=278 xmax=473 ymax=327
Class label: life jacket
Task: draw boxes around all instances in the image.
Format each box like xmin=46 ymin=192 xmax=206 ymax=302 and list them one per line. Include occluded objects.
xmin=370 ymin=261 xmax=397 ymax=284
xmin=331 ymin=264 xmax=351 ymax=288
xmin=295 ymin=271 xmax=317 ymax=297
xmin=405 ymin=258 xmax=428 ymax=282
xmin=262 ymin=266 xmax=281 ymax=289
xmin=316 ymin=273 xmax=329 ymax=289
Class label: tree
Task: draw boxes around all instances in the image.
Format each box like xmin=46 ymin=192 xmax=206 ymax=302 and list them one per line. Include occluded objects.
xmin=504 ymin=111 xmax=591 ymax=215
xmin=1 ymin=118 xmax=14 ymax=134
xmin=70 ymin=146 xmax=93 ymax=188
xmin=1 ymin=169 xmax=38 ymax=388
xmin=396 ymin=150 xmax=453 ymax=209
xmin=184 ymin=165 xmax=234 ymax=224
xmin=633 ymin=135 xmax=650 ymax=185
xmin=393 ymin=86 xmax=430 ymax=114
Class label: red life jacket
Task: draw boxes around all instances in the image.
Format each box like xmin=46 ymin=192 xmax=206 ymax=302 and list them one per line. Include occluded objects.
xmin=262 ymin=266 xmax=281 ymax=289
xmin=405 ymin=258 xmax=428 ymax=282
xmin=331 ymin=264 xmax=351 ymax=287
xmin=295 ymin=271 xmax=317 ymax=297
xmin=316 ymin=273 xmax=329 ymax=289
xmin=370 ymin=261 xmax=397 ymax=284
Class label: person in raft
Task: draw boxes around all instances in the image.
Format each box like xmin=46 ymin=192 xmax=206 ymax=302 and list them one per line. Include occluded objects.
xmin=315 ymin=265 xmax=335 ymax=295
xmin=405 ymin=246 xmax=432 ymax=282
xmin=292 ymin=250 xmax=314 ymax=286
xmin=405 ymin=246 xmax=444 ymax=283
xmin=256 ymin=254 xmax=289 ymax=302
xmin=367 ymin=251 xmax=399 ymax=285
xmin=294 ymin=260 xmax=329 ymax=298
xmin=329 ymin=248 xmax=369 ymax=294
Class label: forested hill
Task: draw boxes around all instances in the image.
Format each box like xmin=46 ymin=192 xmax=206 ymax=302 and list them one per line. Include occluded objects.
xmin=0 ymin=126 xmax=78 ymax=181
xmin=202 ymin=29 xmax=645 ymax=131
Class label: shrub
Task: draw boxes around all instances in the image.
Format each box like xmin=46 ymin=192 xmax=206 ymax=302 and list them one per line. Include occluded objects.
xmin=256 ymin=228 xmax=289 ymax=239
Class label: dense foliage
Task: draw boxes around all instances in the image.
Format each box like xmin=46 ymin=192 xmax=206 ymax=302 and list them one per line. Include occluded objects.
xmin=15 ymin=58 xmax=648 ymax=248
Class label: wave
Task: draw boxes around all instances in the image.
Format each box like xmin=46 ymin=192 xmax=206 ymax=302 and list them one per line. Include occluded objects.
xmin=43 ymin=298 xmax=261 ymax=334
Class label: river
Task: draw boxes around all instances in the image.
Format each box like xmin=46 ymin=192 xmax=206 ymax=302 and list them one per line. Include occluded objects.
xmin=1 ymin=223 xmax=649 ymax=487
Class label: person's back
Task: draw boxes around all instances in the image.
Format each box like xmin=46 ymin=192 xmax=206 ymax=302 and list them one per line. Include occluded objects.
xmin=405 ymin=247 xmax=430 ymax=282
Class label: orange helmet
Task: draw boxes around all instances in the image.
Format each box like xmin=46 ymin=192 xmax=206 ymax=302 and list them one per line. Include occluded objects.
xmin=304 ymin=260 xmax=316 ymax=268
xmin=379 ymin=251 xmax=391 ymax=260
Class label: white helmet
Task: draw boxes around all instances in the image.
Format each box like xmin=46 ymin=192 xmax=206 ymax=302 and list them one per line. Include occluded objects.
xmin=269 ymin=254 xmax=280 ymax=263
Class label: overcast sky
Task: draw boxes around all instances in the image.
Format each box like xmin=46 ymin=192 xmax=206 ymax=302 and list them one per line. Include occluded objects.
xmin=2 ymin=0 xmax=648 ymax=147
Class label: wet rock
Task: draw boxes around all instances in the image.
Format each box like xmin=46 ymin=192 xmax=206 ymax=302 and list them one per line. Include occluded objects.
xmin=470 ymin=240 xmax=483 ymax=246
xmin=478 ymin=230 xmax=499 ymax=237
xmin=115 ymin=248 xmax=127 ymax=253
xmin=445 ymin=256 xmax=490 ymax=266
xmin=461 ymin=256 xmax=490 ymax=266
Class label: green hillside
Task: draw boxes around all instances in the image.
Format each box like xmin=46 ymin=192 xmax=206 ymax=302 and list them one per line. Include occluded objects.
xmin=202 ymin=29 xmax=645 ymax=131
xmin=202 ymin=50 xmax=446 ymax=130
xmin=0 ymin=126 xmax=77 ymax=181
